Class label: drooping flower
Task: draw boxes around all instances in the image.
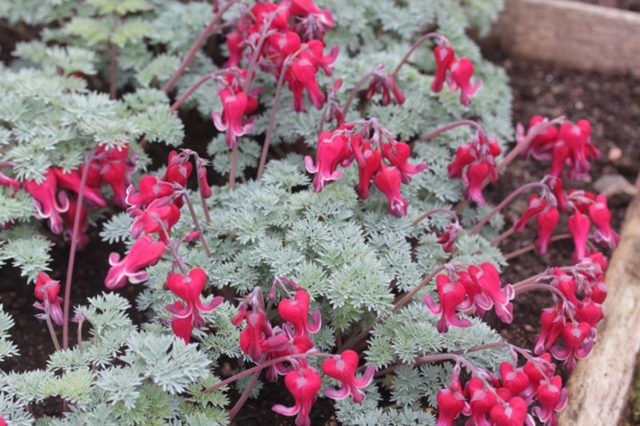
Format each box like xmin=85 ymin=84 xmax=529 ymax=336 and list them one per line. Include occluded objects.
xmin=533 ymin=375 xmax=568 ymax=425
xmin=104 ymin=235 xmax=166 ymax=289
xmin=24 ymin=169 xmax=69 ymax=234
xmin=33 ymin=272 xmax=63 ymax=325
xmin=212 ymin=88 xmax=258 ymax=149
xmin=373 ymin=165 xmax=409 ymax=217
xmin=431 ymin=45 xmax=456 ymax=93
xmin=165 ymin=268 xmax=224 ymax=333
xmin=535 ymin=207 xmax=560 ymax=255
xmin=381 ymin=142 xmax=427 ymax=183
xmin=568 ymin=209 xmax=591 ymax=260
xmin=321 ymin=350 xmax=375 ymax=403
xmin=364 ymin=63 xmax=405 ymax=106
xmin=588 ymin=194 xmax=619 ymax=249
xmin=435 ymin=367 xmax=467 ymax=426
xmin=424 ymin=273 xmax=472 ymax=332
xmin=447 ymin=58 xmax=482 ymax=106
xmin=304 ymin=130 xmax=352 ymax=192
xmin=278 ymin=289 xmax=321 ymax=337
xmin=272 ymin=366 xmax=322 ymax=426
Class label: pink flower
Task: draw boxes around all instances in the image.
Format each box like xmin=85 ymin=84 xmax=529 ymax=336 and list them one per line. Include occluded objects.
xmin=551 ymin=322 xmax=595 ymax=370
xmin=373 ymin=165 xmax=409 ymax=217
xmin=437 ymin=222 xmax=462 ymax=254
xmin=535 ymin=307 xmax=564 ymax=355
xmin=290 ymin=0 xmax=335 ymax=41
xmin=304 ymin=130 xmax=352 ymax=192
xmin=514 ymin=195 xmax=547 ymax=231
xmin=489 ymin=395 xmax=528 ymax=426
xmin=588 ymin=194 xmax=619 ymax=249
xmin=104 ymin=235 xmax=166 ymax=289
xmin=354 ymin=141 xmax=382 ymax=199
xmin=466 ymin=263 xmax=514 ymax=323
xmin=568 ymin=210 xmax=591 ymax=260
xmin=130 ymin=198 xmax=181 ymax=241
xmin=364 ymin=64 xmax=405 ymax=106
xmin=431 ymin=45 xmax=456 ymax=93
xmin=424 ymin=274 xmax=472 ymax=332
xmin=499 ymin=362 xmax=530 ymax=396
xmin=24 ymin=169 xmax=69 ymax=234
xmin=436 ymin=367 xmax=467 ymax=426
xmin=163 ymin=150 xmax=192 ymax=188
xmin=34 ymin=272 xmax=63 ymax=325
xmin=272 ymin=366 xmax=322 ymax=426
xmin=169 ymin=301 xmax=194 ymax=343
xmin=126 ymin=176 xmax=175 ymax=209
xmin=464 ymin=161 xmax=492 ymax=205
xmin=381 ymin=142 xmax=427 ymax=183
xmin=533 ymin=375 xmax=567 ymax=425
xmin=52 ymin=167 xmax=106 ymax=207
xmin=321 ymin=350 xmax=375 ymax=403
xmin=447 ymin=143 xmax=475 ymax=178
xmin=464 ymin=377 xmax=497 ymax=426
xmin=278 ymin=289 xmax=321 ymax=337
xmin=535 ymin=207 xmax=560 ymax=255
xmin=95 ymin=143 xmax=134 ymax=208
xmin=165 ymin=268 xmax=224 ymax=332
xmin=212 ymin=88 xmax=258 ymax=149
xmin=447 ymin=58 xmax=482 ymax=106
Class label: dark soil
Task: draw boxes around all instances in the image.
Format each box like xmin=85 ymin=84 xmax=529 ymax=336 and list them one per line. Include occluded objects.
xmin=578 ymin=0 xmax=640 ymax=11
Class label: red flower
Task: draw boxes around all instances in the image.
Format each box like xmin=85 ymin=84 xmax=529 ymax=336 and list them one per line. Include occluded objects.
xmin=381 ymin=142 xmax=427 ymax=183
xmin=354 ymin=141 xmax=382 ymax=199
xmin=466 ymin=263 xmax=514 ymax=323
xmin=24 ymin=169 xmax=69 ymax=234
xmin=212 ymin=88 xmax=257 ymax=149
xmin=373 ymin=165 xmax=409 ymax=217
xmin=53 ymin=167 xmax=106 ymax=207
xmin=95 ymin=143 xmax=134 ymax=208
xmin=321 ymin=350 xmax=375 ymax=403
xmin=535 ymin=207 xmax=560 ymax=255
xmin=364 ymin=63 xmax=405 ymax=106
xmin=447 ymin=143 xmax=475 ymax=178
xmin=424 ymin=273 xmax=472 ymax=332
xmin=464 ymin=377 xmax=497 ymax=425
xmin=278 ymin=289 xmax=321 ymax=337
xmin=499 ymin=362 xmax=530 ymax=396
xmin=534 ymin=307 xmax=564 ymax=355
xmin=163 ymin=151 xmax=193 ymax=188
xmin=125 ymin=175 xmax=175 ymax=209
xmin=272 ymin=367 xmax=322 ymax=426
xmin=588 ymin=194 xmax=619 ymax=249
xmin=431 ymin=45 xmax=456 ymax=93
xmin=489 ymin=395 xmax=528 ymax=426
xmin=304 ymin=130 xmax=352 ymax=192
xmin=514 ymin=195 xmax=547 ymax=231
xmin=533 ymin=375 xmax=567 ymax=425
xmin=34 ymin=272 xmax=63 ymax=325
xmin=447 ymin=58 xmax=482 ymax=106
xmin=436 ymin=367 xmax=467 ymax=426
xmin=290 ymin=0 xmax=335 ymax=41
xmin=568 ymin=209 xmax=591 ymax=260
xmin=104 ymin=235 xmax=165 ymax=289
xmin=169 ymin=301 xmax=194 ymax=343
xmin=165 ymin=268 xmax=224 ymax=331
xmin=130 ymin=198 xmax=181 ymax=241
xmin=551 ymin=322 xmax=595 ymax=370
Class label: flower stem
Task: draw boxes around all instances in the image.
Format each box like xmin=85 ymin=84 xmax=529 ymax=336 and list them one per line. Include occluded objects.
xmin=503 ymin=233 xmax=572 ymax=260
xmin=342 ymin=70 xmax=374 ymax=115
xmin=418 ymin=119 xmax=484 ymax=142
xmin=468 ymin=181 xmax=546 ymax=236
xmin=205 ymin=351 xmax=333 ymax=393
xmin=228 ymin=371 xmax=260 ymax=420
xmin=228 ymin=145 xmax=239 ymax=189
xmin=62 ymin=154 xmax=93 ymax=350
xmin=109 ymin=16 xmax=119 ymax=100
xmin=169 ymin=72 xmax=220 ymax=112
xmin=183 ymin=192 xmax=212 ymax=258
xmin=162 ymin=0 xmax=237 ymax=93
xmin=412 ymin=208 xmax=459 ymax=227
xmin=256 ymin=58 xmax=293 ymax=179
xmin=77 ymin=318 xmax=84 ymax=350
xmin=391 ymin=32 xmax=448 ymax=78
xmin=46 ymin=315 xmax=61 ymax=351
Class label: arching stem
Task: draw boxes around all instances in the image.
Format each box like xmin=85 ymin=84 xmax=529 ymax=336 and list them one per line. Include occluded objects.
xmin=162 ymin=0 xmax=237 ymax=93
xmin=418 ymin=119 xmax=485 ymax=142
xmin=183 ymin=191 xmax=212 ymax=258
xmin=412 ymin=208 xmax=459 ymax=227
xmin=391 ymin=32 xmax=448 ymax=78
xmin=342 ymin=70 xmax=375 ymax=115
xmin=503 ymin=233 xmax=572 ymax=260
xmin=228 ymin=371 xmax=260 ymax=420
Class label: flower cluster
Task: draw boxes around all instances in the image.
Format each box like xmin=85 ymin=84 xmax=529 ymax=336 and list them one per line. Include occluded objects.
xmin=33 ymin=272 xmax=63 ymax=325
xmin=533 ymin=253 xmax=607 ymax=370
xmin=3 ymin=144 xmax=134 ymax=247
xmin=304 ymin=120 xmax=427 ymax=216
xmin=423 ymin=263 xmax=514 ymax=332
xmin=519 ymin=116 xmax=600 ymax=180
xmin=447 ymin=131 xmax=501 ymax=205
xmin=437 ymin=356 xmax=567 ymax=426
xmin=514 ymin=183 xmax=619 ymax=259
xmin=233 ymin=280 xmax=373 ymax=425
xmin=431 ymin=44 xmax=482 ymax=106
xmin=214 ymin=0 xmax=338 ymax=148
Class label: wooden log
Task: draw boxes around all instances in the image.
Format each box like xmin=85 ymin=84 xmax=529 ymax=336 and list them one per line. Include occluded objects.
xmin=493 ymin=0 xmax=640 ymax=76
xmin=558 ymin=175 xmax=640 ymax=425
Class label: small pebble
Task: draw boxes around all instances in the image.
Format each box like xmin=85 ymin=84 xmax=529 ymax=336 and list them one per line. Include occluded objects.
xmin=524 ymin=324 xmax=533 ymax=332
xmin=608 ymin=147 xmax=623 ymax=162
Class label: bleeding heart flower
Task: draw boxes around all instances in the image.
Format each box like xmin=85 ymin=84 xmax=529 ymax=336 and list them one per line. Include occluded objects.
xmin=272 ymin=366 xmax=322 ymax=426
xmin=105 ymin=235 xmax=166 ymax=289
xmin=321 ymin=350 xmax=375 ymax=403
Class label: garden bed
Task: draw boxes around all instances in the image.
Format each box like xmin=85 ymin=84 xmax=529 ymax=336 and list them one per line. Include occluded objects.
xmin=1 ymin=1 xmax=639 ymax=424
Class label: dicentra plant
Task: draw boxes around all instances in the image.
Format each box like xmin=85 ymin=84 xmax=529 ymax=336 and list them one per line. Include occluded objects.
xmin=0 ymin=1 xmax=618 ymax=425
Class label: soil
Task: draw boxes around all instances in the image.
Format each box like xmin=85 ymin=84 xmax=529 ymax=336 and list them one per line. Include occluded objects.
xmin=2 ymin=21 xmax=640 ymax=426
xmin=578 ymin=0 xmax=640 ymax=11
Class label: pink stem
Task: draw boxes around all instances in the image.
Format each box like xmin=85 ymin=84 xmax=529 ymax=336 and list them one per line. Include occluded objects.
xmin=418 ymin=119 xmax=484 ymax=142
xmin=46 ymin=315 xmax=61 ymax=351
xmin=391 ymin=32 xmax=448 ymax=78
xmin=342 ymin=70 xmax=375 ymax=115
xmin=412 ymin=208 xmax=459 ymax=227
xmin=228 ymin=145 xmax=238 ymax=189
xmin=109 ymin=16 xmax=119 ymax=100
xmin=162 ymin=0 xmax=237 ymax=93
xmin=62 ymin=154 xmax=93 ymax=350
xmin=256 ymin=58 xmax=293 ymax=179
xmin=468 ymin=181 xmax=546 ymax=236
xmin=503 ymin=233 xmax=572 ymax=260
xmin=228 ymin=371 xmax=260 ymax=420
xmin=169 ymin=72 xmax=219 ymax=112
xmin=183 ymin=191 xmax=212 ymax=258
